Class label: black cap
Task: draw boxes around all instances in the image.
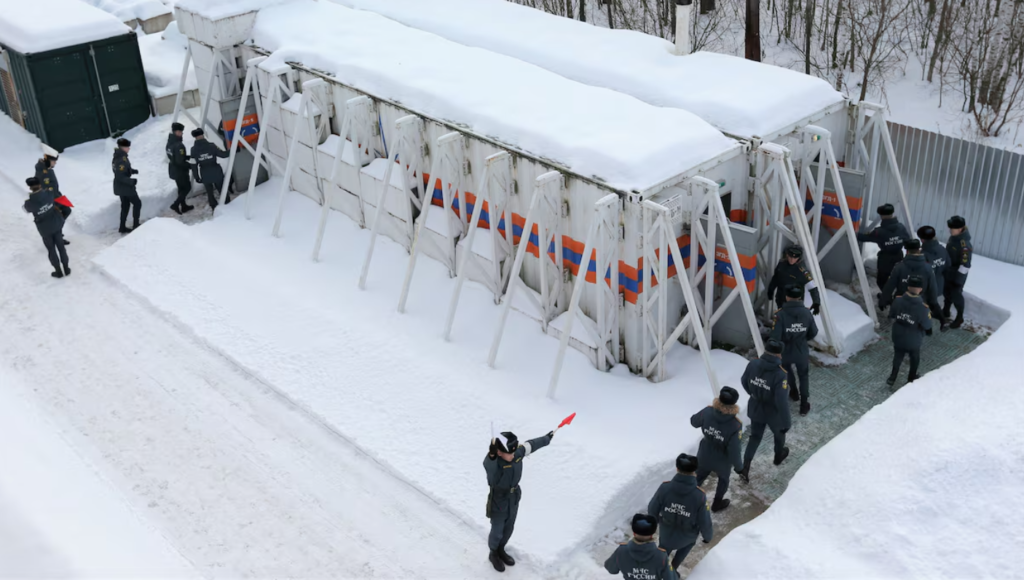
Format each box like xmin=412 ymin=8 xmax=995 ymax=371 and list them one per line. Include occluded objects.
xmin=496 ymin=431 xmax=519 ymax=454
xmin=947 ymin=215 xmax=966 ymax=229
xmin=785 ymin=285 xmax=804 ymax=299
xmin=766 ymin=339 xmax=784 ymax=354
xmin=917 ymin=226 xmax=936 ymax=240
xmin=877 ymin=203 xmax=895 ymax=216
xmin=907 ymin=275 xmax=924 ymax=288
xmin=676 ymin=453 xmax=698 ymax=473
xmin=631 ymin=513 xmax=658 ymax=536
xmin=171 ymin=122 xmax=185 ymax=132
xmin=904 ymin=239 xmax=922 ymax=251
xmin=718 ymin=386 xmax=739 ymax=406
xmin=785 ymin=245 xmax=803 ymax=259
xmin=26 ymin=176 xmax=40 ymax=187
xmin=117 ymin=138 xmax=131 ymax=148
xmin=192 ymin=128 xmax=204 ymax=137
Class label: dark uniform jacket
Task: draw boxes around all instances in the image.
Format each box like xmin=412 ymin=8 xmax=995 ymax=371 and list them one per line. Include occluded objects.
xmin=946 ymin=230 xmax=973 ymax=286
xmin=689 ymin=402 xmax=744 ymax=474
xmin=604 ymin=539 xmax=678 ymax=580
xmin=858 ymin=217 xmax=911 ymax=257
xmin=880 ymin=254 xmax=939 ymax=310
xmin=770 ymin=301 xmax=818 ymax=361
xmin=741 ymin=353 xmax=791 ymax=431
xmin=482 ymin=433 xmax=551 ymax=516
xmin=766 ymin=259 xmax=820 ymax=306
xmin=190 ymin=139 xmax=230 ymax=184
xmin=23 ymin=190 xmax=64 ymax=237
xmin=166 ymin=133 xmax=190 ymax=180
xmin=112 ymin=149 xmax=138 ymax=197
xmin=34 ymin=159 xmax=59 ymax=193
xmin=889 ymin=294 xmax=932 ymax=350
xmin=922 ymin=239 xmax=950 ymax=284
xmin=647 ymin=473 xmax=712 ymax=550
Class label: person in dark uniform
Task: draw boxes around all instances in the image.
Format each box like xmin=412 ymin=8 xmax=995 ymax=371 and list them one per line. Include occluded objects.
xmin=766 ymin=245 xmax=821 ymax=314
xmin=770 ymin=285 xmax=818 ymax=416
xmin=880 ymin=239 xmax=941 ymax=320
xmin=647 ymin=453 xmax=712 ymax=571
xmin=23 ymin=177 xmax=70 ymax=278
xmin=739 ymin=339 xmax=791 ymax=480
xmin=112 ymin=138 xmax=141 ymax=234
xmin=604 ymin=514 xmax=678 ymax=580
xmin=857 ymin=203 xmax=911 ymax=292
xmin=887 ymin=275 xmax=933 ymax=386
xmin=189 ymin=128 xmax=232 ymax=212
xmin=35 ymin=145 xmax=71 ymax=244
xmin=943 ymin=216 xmax=973 ymax=330
xmin=483 ymin=429 xmax=554 ymax=572
xmin=166 ymin=122 xmax=194 ymax=214
xmin=918 ymin=226 xmax=950 ymax=326
xmin=689 ymin=386 xmax=744 ymax=513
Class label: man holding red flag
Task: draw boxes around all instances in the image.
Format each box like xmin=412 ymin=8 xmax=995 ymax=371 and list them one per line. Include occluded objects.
xmin=34 ymin=144 xmax=72 ymax=244
xmin=23 ymin=177 xmax=70 ymax=278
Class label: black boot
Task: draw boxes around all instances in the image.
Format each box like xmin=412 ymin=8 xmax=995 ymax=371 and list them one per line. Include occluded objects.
xmin=182 ymin=203 xmax=195 ymax=213
xmin=119 ymin=225 xmax=132 ymax=234
xmin=63 ymin=264 xmax=71 ymax=276
xmin=497 ymin=547 xmax=515 ymax=567
xmin=488 ymin=550 xmax=506 ymax=572
xmin=908 ymin=373 xmax=921 ymax=382
xmin=773 ymin=447 xmax=790 ymax=466
xmin=950 ymin=316 xmax=964 ymax=329
xmin=51 ymin=270 xmax=64 ymax=279
xmin=737 ymin=460 xmax=751 ymax=483
xmin=789 ymin=386 xmax=799 ymax=401
xmin=171 ymin=202 xmax=183 ymax=215
xmin=800 ymin=401 xmax=811 ymax=416
xmin=886 ymin=373 xmax=897 ymax=386
xmin=63 ymin=238 xmax=70 ymax=245
xmin=711 ymin=498 xmax=731 ymax=512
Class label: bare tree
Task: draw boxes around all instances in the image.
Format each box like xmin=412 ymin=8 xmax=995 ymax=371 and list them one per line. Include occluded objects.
xmin=746 ymin=0 xmax=762 ymax=60
xmin=848 ymin=0 xmax=914 ymax=101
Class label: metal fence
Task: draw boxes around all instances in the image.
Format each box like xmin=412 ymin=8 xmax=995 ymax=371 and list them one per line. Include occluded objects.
xmin=870 ymin=121 xmax=1024 ymax=265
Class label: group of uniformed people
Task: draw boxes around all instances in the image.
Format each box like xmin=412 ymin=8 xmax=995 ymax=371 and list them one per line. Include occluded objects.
xmin=166 ymin=122 xmax=233 ymax=215
xmin=23 ymin=146 xmax=72 ymax=278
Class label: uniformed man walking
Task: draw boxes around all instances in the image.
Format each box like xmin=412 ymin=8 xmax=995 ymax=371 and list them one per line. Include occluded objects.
xmin=770 ymin=285 xmax=818 ymax=416
xmin=943 ymin=215 xmax=973 ymax=330
xmin=113 ymin=138 xmax=141 ymax=233
xmin=647 ymin=453 xmax=712 ymax=571
xmin=484 ymin=429 xmax=554 ymax=572
xmin=857 ymin=203 xmax=911 ymax=291
xmin=35 ymin=145 xmax=71 ymax=244
xmin=23 ymin=177 xmax=70 ymax=278
xmin=738 ymin=339 xmax=791 ymax=480
xmin=190 ymin=128 xmax=232 ymax=212
xmin=689 ymin=387 xmax=743 ymax=513
xmin=604 ymin=514 xmax=678 ymax=580
xmin=918 ymin=226 xmax=950 ymax=321
xmin=766 ymin=245 xmax=821 ymax=314
xmin=880 ymin=239 xmax=941 ymax=320
xmin=167 ymin=122 xmax=194 ymax=214
xmin=887 ymin=275 xmax=933 ymax=386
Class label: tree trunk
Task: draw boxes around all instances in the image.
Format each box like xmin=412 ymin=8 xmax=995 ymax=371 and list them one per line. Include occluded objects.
xmin=566 ymin=0 xmax=573 ymax=19
xmin=606 ymin=0 xmax=614 ymax=28
xmin=746 ymin=0 xmax=762 ymax=61
xmin=927 ymin=0 xmax=951 ymax=82
xmin=579 ymin=0 xmax=586 ymax=22
xmin=831 ymin=0 xmax=843 ymax=69
xmin=804 ymin=0 xmax=816 ymax=74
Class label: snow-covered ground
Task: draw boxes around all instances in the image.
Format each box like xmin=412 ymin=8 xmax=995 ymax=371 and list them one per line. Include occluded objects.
xmin=138 ymin=22 xmax=197 ymax=100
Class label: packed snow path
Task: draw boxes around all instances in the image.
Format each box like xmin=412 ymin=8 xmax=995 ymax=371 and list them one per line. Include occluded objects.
xmin=0 ymin=181 xmax=527 ymax=577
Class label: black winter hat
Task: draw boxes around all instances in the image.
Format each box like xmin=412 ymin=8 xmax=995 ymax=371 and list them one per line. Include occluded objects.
xmin=117 ymin=138 xmax=131 ymax=148
xmin=917 ymin=226 xmax=937 ymax=240
xmin=495 ymin=431 xmax=518 ymax=454
xmin=631 ymin=513 xmax=658 ymax=537
xmin=171 ymin=122 xmax=185 ymax=132
xmin=785 ymin=245 xmax=803 ymax=258
xmin=785 ymin=285 xmax=804 ymax=299
xmin=766 ymin=339 xmax=784 ymax=354
xmin=718 ymin=386 xmax=739 ymax=406
xmin=947 ymin=215 xmax=966 ymax=229
xmin=676 ymin=453 xmax=698 ymax=473
xmin=904 ymin=239 xmax=922 ymax=251
xmin=877 ymin=203 xmax=895 ymax=216
xmin=26 ymin=176 xmax=39 ymax=187
xmin=192 ymin=128 xmax=205 ymax=137
xmin=907 ymin=275 xmax=924 ymax=288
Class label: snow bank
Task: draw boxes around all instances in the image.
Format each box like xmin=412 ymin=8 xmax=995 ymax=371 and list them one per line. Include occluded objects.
xmin=690 ymin=253 xmax=1023 ymax=578
xmin=0 ymin=366 xmax=195 ymax=577
xmin=250 ymin=1 xmax=739 ymax=192
xmin=94 ymin=183 xmax=752 ymax=568
xmin=0 ymin=0 xmax=130 ymax=54
xmin=81 ymin=0 xmax=172 ymax=23
xmin=331 ymin=0 xmax=844 ymax=139
xmin=812 ymin=288 xmax=876 ymax=360
xmin=139 ymin=22 xmax=197 ymax=99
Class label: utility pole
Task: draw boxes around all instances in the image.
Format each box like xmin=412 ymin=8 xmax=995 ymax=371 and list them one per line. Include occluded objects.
xmin=700 ymin=0 xmax=715 ymax=14
xmin=745 ymin=0 xmax=761 ymax=61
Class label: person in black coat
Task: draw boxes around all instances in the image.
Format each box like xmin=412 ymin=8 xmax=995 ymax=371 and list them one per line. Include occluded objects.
xmin=857 ymin=203 xmax=911 ymax=291
xmin=769 ymin=285 xmax=818 ymax=416
xmin=34 ymin=145 xmax=71 ymax=244
xmin=887 ymin=275 xmax=933 ymax=385
xmin=23 ymin=177 xmax=70 ymax=278
xmin=166 ymin=122 xmax=194 ymax=214
xmin=689 ymin=386 xmax=744 ymax=513
xmin=112 ymin=138 xmax=141 ymax=234
xmin=646 ymin=454 xmax=712 ymax=571
xmin=766 ymin=245 xmax=821 ymax=313
xmin=604 ymin=514 xmax=678 ymax=580
xmin=880 ymin=239 xmax=941 ymax=320
xmin=918 ymin=226 xmax=950 ymax=311
xmin=943 ymin=215 xmax=973 ymax=329
xmin=189 ymin=128 xmax=232 ymax=212
xmin=739 ymin=339 xmax=791 ymax=480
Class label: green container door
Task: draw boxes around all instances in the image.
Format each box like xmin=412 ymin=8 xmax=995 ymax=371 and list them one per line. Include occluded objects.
xmin=25 ymin=48 xmax=108 ymax=150
xmin=91 ymin=35 xmax=150 ymax=136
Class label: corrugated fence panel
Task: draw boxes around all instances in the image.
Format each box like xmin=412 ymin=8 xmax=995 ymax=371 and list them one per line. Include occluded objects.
xmin=871 ymin=121 xmax=1024 ymax=265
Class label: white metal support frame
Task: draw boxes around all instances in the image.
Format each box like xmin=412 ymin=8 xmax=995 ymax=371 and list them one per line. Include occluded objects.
xmin=798 ymin=125 xmax=878 ymax=326
xmin=171 ymin=45 xmax=239 ymax=148
xmin=218 ymin=56 xmax=266 ymax=207
xmin=443 ymin=151 xmax=514 ymax=340
xmin=754 ymin=143 xmax=843 ymax=354
xmin=396 ymin=132 xmax=467 ymax=313
xmin=852 ymin=101 xmax=916 ymax=234
xmin=547 ymin=193 xmax=621 ymax=397
xmin=239 ymin=61 xmax=295 ymax=220
xmin=488 ymin=171 xmax=564 ymax=368
xmin=272 ymin=78 xmax=327 ymax=238
xmin=327 ymin=96 xmax=378 ymax=229
xmin=356 ymin=114 xmax=426 ymax=283
xmin=640 ymin=199 xmax=721 ymax=396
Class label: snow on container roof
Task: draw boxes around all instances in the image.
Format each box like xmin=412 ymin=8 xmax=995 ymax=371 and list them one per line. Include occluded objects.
xmin=80 ymin=0 xmax=172 ymax=23
xmin=175 ymin=0 xmax=291 ymax=20
xmin=0 ymin=0 xmax=131 ymax=54
xmin=250 ymin=1 xmax=738 ymax=193
xmin=332 ymin=0 xmax=846 ymax=140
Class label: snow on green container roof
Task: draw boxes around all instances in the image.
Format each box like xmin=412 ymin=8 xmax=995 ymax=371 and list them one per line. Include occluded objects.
xmin=0 ymin=0 xmax=131 ymax=54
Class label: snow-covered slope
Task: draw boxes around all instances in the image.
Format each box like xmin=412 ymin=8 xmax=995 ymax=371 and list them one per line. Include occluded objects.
xmin=139 ymin=22 xmax=197 ymax=99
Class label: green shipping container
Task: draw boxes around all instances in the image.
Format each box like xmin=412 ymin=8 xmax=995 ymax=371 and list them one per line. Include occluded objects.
xmin=0 ymin=32 xmax=151 ymax=152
